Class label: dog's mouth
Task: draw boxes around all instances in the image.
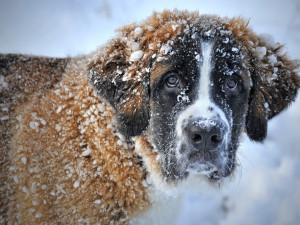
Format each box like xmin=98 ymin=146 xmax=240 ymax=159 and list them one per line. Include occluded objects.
xmin=156 ymin=135 xmax=236 ymax=182
xmin=186 ymin=162 xmax=229 ymax=181
xmin=187 ymin=162 xmax=218 ymax=175
xmin=183 ymin=150 xmax=233 ymax=180
xmin=186 ymin=151 xmax=216 ymax=172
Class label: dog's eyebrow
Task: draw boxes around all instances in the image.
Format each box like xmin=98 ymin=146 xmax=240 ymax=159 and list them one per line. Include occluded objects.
xmin=150 ymin=61 xmax=172 ymax=85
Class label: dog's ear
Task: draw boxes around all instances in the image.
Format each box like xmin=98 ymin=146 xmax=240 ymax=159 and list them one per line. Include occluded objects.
xmin=88 ymin=37 xmax=151 ymax=138
xmin=246 ymin=34 xmax=299 ymax=142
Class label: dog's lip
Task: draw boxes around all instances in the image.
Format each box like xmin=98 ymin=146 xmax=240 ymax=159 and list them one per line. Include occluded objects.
xmin=207 ymin=171 xmax=222 ymax=181
xmin=186 ymin=154 xmax=218 ymax=175
xmin=185 ymin=151 xmax=223 ymax=177
xmin=186 ymin=163 xmax=223 ymax=181
xmin=186 ymin=162 xmax=217 ymax=174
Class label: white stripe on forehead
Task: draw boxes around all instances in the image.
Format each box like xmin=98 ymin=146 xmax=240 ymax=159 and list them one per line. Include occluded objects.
xmin=196 ymin=41 xmax=229 ymax=128
xmin=198 ymin=42 xmax=213 ymax=106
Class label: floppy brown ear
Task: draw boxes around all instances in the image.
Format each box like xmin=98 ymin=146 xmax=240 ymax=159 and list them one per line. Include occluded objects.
xmin=88 ymin=37 xmax=151 ymax=138
xmin=246 ymin=34 xmax=300 ymax=142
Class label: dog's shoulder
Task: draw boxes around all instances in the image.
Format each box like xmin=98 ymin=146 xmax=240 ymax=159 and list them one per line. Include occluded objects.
xmin=0 ymin=54 xmax=71 ymax=223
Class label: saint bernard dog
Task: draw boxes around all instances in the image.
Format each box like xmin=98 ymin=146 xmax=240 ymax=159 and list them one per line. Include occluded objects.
xmin=0 ymin=10 xmax=299 ymax=224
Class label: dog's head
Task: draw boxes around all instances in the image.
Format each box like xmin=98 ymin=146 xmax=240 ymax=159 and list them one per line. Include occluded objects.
xmin=89 ymin=11 xmax=299 ymax=185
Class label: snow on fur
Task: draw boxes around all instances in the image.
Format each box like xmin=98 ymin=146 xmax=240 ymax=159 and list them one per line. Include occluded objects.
xmin=0 ymin=10 xmax=299 ymax=225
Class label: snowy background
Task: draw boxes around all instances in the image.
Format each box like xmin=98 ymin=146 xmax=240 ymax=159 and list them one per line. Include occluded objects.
xmin=0 ymin=0 xmax=299 ymax=224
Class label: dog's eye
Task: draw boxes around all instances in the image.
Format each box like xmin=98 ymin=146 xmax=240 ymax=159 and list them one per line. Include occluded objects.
xmin=166 ymin=75 xmax=179 ymax=88
xmin=226 ymin=78 xmax=238 ymax=90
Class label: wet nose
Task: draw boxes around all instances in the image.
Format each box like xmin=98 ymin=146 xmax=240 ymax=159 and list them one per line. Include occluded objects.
xmin=187 ymin=121 xmax=223 ymax=150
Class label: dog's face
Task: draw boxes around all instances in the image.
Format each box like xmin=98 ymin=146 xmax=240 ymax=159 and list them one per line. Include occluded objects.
xmin=89 ymin=11 xmax=299 ymax=185
xmin=149 ymin=34 xmax=251 ymax=181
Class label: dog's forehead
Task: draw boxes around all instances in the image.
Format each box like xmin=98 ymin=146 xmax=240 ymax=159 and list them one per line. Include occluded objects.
xmin=149 ymin=31 xmax=247 ymax=85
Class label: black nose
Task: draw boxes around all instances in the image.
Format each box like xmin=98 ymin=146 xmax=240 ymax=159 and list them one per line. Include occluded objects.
xmin=187 ymin=122 xmax=223 ymax=150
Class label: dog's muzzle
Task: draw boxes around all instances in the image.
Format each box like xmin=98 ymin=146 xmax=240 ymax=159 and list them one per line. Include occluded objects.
xmin=180 ymin=117 xmax=231 ymax=178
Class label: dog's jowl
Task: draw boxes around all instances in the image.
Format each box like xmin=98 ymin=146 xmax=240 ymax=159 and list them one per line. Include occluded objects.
xmin=1 ymin=10 xmax=299 ymax=224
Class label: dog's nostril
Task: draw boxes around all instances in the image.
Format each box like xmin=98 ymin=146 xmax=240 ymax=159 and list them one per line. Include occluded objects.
xmin=187 ymin=121 xmax=224 ymax=150
xmin=191 ymin=133 xmax=202 ymax=143
xmin=211 ymin=135 xmax=221 ymax=144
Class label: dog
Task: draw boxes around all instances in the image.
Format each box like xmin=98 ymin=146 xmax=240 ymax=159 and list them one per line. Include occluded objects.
xmin=0 ymin=10 xmax=299 ymax=224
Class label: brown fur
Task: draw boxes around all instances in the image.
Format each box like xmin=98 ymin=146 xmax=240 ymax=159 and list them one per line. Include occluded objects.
xmin=1 ymin=57 xmax=149 ymax=224
xmin=1 ymin=10 xmax=299 ymax=224
xmin=0 ymin=54 xmax=70 ymax=223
